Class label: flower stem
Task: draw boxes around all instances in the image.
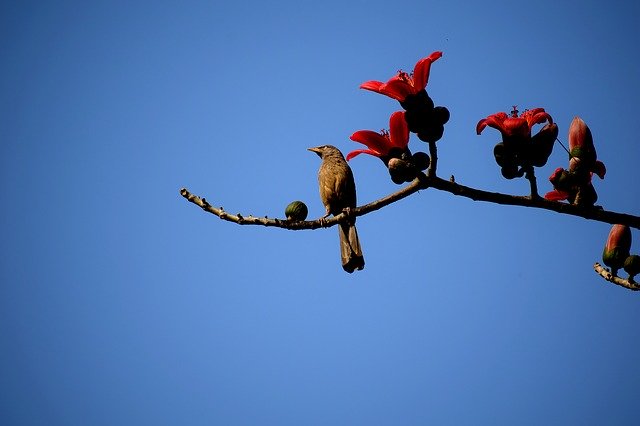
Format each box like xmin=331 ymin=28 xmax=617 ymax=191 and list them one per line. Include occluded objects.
xmin=427 ymin=141 xmax=438 ymax=177
xmin=524 ymin=166 xmax=539 ymax=199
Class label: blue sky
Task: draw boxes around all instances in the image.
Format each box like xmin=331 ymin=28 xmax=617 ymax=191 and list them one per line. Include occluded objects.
xmin=1 ymin=1 xmax=639 ymax=424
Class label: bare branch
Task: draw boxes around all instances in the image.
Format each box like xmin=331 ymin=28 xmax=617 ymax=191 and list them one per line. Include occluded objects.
xmin=180 ymin=173 xmax=640 ymax=230
xmin=180 ymin=188 xmax=334 ymax=230
xmin=593 ymin=263 xmax=640 ymax=291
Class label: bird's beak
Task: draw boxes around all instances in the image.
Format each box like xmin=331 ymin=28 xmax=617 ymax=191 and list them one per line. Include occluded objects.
xmin=307 ymin=146 xmax=320 ymax=153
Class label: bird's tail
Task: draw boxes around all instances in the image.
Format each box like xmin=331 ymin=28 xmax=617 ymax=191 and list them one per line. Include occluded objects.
xmin=339 ymin=223 xmax=365 ymax=273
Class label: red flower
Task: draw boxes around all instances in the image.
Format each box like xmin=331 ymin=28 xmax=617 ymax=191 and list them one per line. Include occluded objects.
xmin=360 ymin=52 xmax=443 ymax=102
xmin=347 ymin=111 xmax=409 ymax=161
xmin=476 ymin=107 xmax=553 ymax=144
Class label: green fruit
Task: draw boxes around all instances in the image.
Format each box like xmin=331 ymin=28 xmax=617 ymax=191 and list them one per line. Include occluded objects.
xmin=285 ymin=201 xmax=308 ymax=221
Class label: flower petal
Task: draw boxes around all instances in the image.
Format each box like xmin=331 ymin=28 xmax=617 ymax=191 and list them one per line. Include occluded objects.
xmin=522 ymin=108 xmax=553 ymax=128
xmin=350 ymin=130 xmax=391 ymax=154
xmin=360 ymin=80 xmax=385 ymax=93
xmin=476 ymin=112 xmax=508 ymax=135
xmin=412 ymin=51 xmax=443 ymax=91
xmin=388 ymin=111 xmax=409 ymax=148
xmin=346 ymin=149 xmax=381 ymax=161
xmin=379 ymin=77 xmax=413 ymax=101
xmin=544 ymin=189 xmax=570 ymax=201
xmin=502 ymin=117 xmax=530 ymax=138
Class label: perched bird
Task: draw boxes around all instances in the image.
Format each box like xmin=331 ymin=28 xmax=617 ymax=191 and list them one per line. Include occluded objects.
xmin=308 ymin=145 xmax=365 ymax=273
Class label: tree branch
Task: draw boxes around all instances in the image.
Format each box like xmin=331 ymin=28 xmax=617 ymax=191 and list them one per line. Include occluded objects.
xmin=424 ymin=175 xmax=640 ymax=229
xmin=593 ymin=263 xmax=639 ymax=291
xmin=180 ymin=172 xmax=640 ymax=230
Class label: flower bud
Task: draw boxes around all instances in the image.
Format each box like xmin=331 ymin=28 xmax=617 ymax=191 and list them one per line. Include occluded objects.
xmin=568 ymin=117 xmax=597 ymax=163
xmin=602 ymin=224 xmax=632 ymax=274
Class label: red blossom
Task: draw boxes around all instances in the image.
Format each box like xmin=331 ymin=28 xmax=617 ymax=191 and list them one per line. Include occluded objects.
xmin=347 ymin=111 xmax=409 ymax=161
xmin=476 ymin=107 xmax=553 ymax=143
xmin=360 ymin=52 xmax=443 ymax=102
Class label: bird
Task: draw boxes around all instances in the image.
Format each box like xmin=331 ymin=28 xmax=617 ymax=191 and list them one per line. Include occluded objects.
xmin=308 ymin=145 xmax=365 ymax=273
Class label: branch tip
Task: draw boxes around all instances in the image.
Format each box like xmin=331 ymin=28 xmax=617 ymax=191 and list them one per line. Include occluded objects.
xmin=593 ymin=262 xmax=640 ymax=291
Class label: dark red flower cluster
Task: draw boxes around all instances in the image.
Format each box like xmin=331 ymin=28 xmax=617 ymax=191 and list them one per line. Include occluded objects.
xmin=347 ymin=111 xmax=429 ymax=184
xmin=476 ymin=107 xmax=557 ymax=179
xmin=348 ymin=52 xmax=448 ymax=183
xmin=360 ymin=51 xmax=449 ymax=143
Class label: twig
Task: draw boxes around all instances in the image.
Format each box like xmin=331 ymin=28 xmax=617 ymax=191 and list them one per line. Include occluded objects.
xmin=593 ymin=263 xmax=640 ymax=291
xmin=180 ymin=173 xmax=640 ymax=230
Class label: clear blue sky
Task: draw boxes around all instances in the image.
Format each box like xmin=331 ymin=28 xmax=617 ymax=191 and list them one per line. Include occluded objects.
xmin=2 ymin=1 xmax=639 ymax=424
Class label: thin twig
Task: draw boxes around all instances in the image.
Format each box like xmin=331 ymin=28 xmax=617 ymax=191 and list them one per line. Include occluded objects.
xmin=593 ymin=263 xmax=640 ymax=291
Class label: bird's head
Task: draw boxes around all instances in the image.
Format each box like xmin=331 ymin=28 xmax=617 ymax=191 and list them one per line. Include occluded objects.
xmin=308 ymin=145 xmax=342 ymax=159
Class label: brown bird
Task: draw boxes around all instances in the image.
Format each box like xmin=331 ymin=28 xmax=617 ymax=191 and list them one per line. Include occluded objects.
xmin=308 ymin=145 xmax=365 ymax=273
